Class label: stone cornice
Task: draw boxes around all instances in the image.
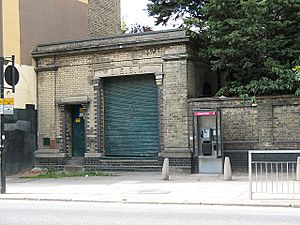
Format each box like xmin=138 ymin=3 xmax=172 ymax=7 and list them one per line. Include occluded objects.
xmin=34 ymin=65 xmax=58 ymax=72
xmin=32 ymin=29 xmax=192 ymax=58
xmin=162 ymin=53 xmax=199 ymax=61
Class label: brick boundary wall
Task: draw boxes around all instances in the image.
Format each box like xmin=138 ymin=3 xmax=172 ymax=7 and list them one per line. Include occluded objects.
xmin=189 ymin=95 xmax=300 ymax=171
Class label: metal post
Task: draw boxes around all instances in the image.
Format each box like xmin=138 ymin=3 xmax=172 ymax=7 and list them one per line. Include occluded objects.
xmin=297 ymin=156 xmax=300 ymax=181
xmin=12 ymin=55 xmax=15 ymax=93
xmin=0 ymin=56 xmax=5 ymax=194
xmin=248 ymin=150 xmax=252 ymax=199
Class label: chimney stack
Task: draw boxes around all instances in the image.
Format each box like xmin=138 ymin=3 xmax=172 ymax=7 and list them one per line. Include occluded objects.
xmin=88 ymin=0 xmax=121 ymax=37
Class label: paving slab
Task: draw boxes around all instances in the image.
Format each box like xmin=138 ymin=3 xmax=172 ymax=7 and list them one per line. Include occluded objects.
xmin=0 ymin=172 xmax=299 ymax=207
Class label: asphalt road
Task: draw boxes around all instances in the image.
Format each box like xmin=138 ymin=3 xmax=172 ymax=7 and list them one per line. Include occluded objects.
xmin=0 ymin=200 xmax=299 ymax=225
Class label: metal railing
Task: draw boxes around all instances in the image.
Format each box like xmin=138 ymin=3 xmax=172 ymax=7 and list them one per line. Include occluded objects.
xmin=248 ymin=150 xmax=300 ymax=199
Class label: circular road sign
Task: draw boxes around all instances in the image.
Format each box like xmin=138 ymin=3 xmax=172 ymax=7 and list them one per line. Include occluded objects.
xmin=5 ymin=65 xmax=19 ymax=86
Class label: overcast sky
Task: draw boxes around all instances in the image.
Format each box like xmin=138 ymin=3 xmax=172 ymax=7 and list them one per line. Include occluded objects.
xmin=121 ymin=0 xmax=175 ymax=31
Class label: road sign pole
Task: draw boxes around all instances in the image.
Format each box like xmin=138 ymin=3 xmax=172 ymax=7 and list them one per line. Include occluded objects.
xmin=0 ymin=56 xmax=6 ymax=194
xmin=12 ymin=55 xmax=15 ymax=93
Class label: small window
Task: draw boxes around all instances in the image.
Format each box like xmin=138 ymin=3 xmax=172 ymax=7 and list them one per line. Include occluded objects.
xmin=43 ymin=138 xmax=50 ymax=146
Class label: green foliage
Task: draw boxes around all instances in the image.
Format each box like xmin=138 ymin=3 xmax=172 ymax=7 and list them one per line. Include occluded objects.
xmin=294 ymin=66 xmax=300 ymax=80
xmin=147 ymin=0 xmax=207 ymax=26
xmin=238 ymin=94 xmax=256 ymax=106
xmin=293 ymin=65 xmax=300 ymax=96
xmin=217 ymin=66 xmax=300 ymax=96
xmin=121 ymin=20 xmax=153 ymax=34
xmin=128 ymin=24 xmax=153 ymax=33
xmin=147 ymin=0 xmax=300 ymax=96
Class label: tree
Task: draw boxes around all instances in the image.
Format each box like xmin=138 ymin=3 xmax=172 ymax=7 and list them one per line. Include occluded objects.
xmin=129 ymin=24 xmax=154 ymax=33
xmin=147 ymin=0 xmax=300 ymax=96
xmin=121 ymin=20 xmax=153 ymax=34
xmin=147 ymin=0 xmax=207 ymax=26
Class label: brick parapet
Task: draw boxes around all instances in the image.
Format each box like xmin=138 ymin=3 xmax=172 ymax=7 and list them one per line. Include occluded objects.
xmin=32 ymin=29 xmax=190 ymax=58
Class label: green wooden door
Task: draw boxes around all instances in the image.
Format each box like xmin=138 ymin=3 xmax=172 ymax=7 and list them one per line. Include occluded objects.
xmin=104 ymin=75 xmax=159 ymax=158
xmin=72 ymin=106 xmax=85 ymax=157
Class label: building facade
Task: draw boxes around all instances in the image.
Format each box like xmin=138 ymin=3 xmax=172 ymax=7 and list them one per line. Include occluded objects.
xmin=32 ymin=29 xmax=214 ymax=171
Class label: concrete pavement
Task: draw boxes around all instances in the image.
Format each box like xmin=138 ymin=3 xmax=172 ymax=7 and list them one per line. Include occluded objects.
xmin=1 ymin=172 xmax=300 ymax=207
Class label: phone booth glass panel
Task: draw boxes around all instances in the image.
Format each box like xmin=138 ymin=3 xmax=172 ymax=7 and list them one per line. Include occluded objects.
xmin=192 ymin=109 xmax=223 ymax=174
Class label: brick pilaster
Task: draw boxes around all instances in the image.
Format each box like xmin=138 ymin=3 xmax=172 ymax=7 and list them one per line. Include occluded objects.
xmin=57 ymin=104 xmax=66 ymax=153
xmin=155 ymin=73 xmax=164 ymax=153
xmin=93 ymin=78 xmax=103 ymax=154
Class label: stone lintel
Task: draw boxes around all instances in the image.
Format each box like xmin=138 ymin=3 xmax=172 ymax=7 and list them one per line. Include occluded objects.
xmin=58 ymin=96 xmax=89 ymax=105
xmin=94 ymin=64 xmax=163 ymax=79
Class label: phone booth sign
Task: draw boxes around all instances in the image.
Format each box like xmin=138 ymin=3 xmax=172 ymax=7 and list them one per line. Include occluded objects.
xmin=194 ymin=111 xmax=216 ymax=116
xmin=191 ymin=109 xmax=223 ymax=174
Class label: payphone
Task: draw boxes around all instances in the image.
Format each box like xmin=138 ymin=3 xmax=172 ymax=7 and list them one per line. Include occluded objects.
xmin=191 ymin=109 xmax=223 ymax=174
xmin=201 ymin=127 xmax=213 ymax=155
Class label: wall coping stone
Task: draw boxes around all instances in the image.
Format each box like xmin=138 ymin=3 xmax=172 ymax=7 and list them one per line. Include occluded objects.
xmin=35 ymin=66 xmax=58 ymax=72
xmin=35 ymin=149 xmax=66 ymax=158
xmin=188 ymin=95 xmax=299 ymax=103
xmin=84 ymin=153 xmax=103 ymax=158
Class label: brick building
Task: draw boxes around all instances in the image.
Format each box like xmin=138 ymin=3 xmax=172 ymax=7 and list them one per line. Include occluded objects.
xmin=32 ymin=28 xmax=216 ymax=171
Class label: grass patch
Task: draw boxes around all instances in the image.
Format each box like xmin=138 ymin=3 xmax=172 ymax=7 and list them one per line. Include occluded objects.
xmin=20 ymin=170 xmax=112 ymax=179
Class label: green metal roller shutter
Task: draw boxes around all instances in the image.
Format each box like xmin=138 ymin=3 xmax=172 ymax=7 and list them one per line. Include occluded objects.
xmin=104 ymin=74 xmax=159 ymax=157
